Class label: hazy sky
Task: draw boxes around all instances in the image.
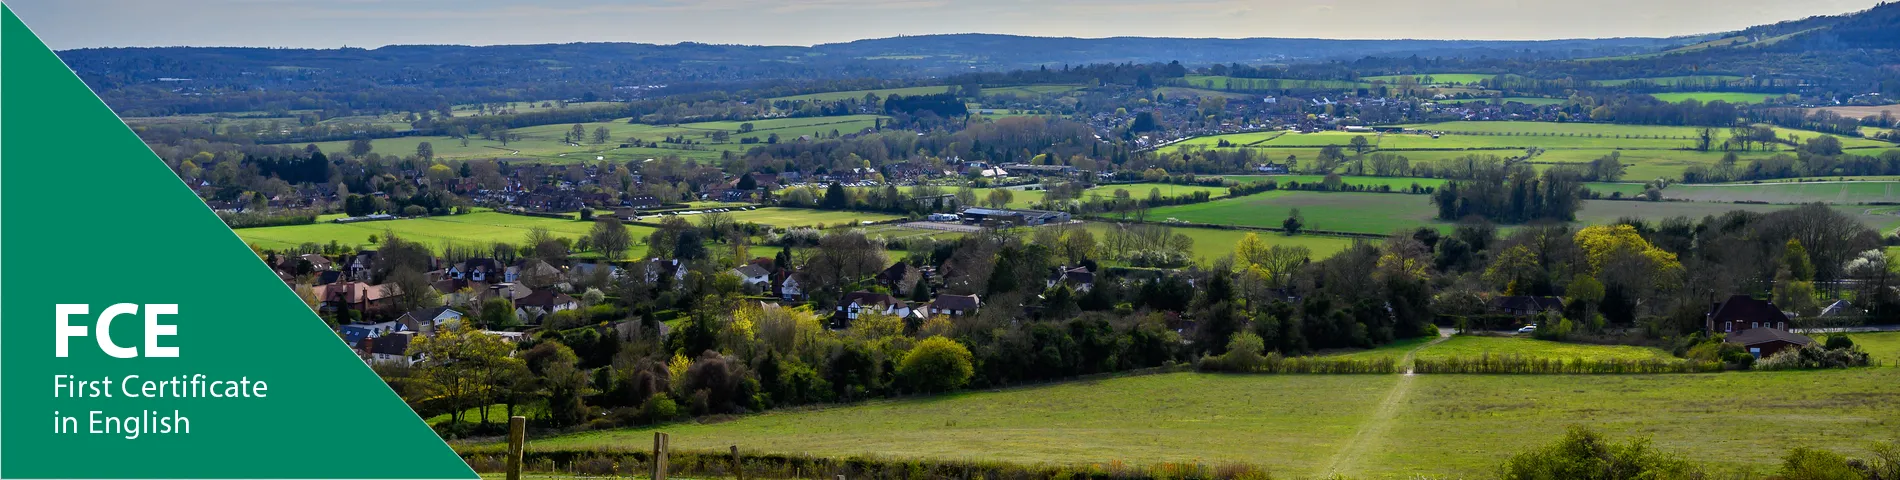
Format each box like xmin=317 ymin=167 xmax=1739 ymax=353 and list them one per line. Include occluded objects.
xmin=7 ymin=0 xmax=1887 ymax=50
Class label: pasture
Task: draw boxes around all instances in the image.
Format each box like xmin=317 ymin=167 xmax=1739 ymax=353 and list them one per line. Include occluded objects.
xmin=1650 ymin=92 xmax=1788 ymax=104
xmin=1361 ymin=73 xmax=1494 ymax=85
xmin=1665 ymin=181 xmax=1900 ymax=204
xmin=235 ymin=211 xmax=659 ymax=255
xmin=1083 ymin=222 xmax=1360 ymax=263
xmin=519 ymin=365 xmax=1900 ymax=479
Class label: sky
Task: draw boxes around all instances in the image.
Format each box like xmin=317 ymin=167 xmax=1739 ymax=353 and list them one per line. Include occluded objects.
xmin=6 ymin=0 xmax=1888 ymax=50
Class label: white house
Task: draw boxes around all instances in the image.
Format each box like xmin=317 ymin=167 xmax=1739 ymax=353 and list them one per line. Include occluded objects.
xmin=730 ymin=265 xmax=772 ymax=292
xmin=397 ymin=306 xmax=464 ymax=336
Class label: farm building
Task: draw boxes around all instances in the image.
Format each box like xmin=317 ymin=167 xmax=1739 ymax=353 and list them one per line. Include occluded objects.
xmin=1724 ymin=327 xmax=1813 ymax=358
xmin=1705 ymin=295 xmax=1792 ymax=334
xmin=958 ymin=207 xmax=1071 ymax=226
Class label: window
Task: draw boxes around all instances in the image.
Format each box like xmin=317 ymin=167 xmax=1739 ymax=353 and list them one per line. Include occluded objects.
xmin=1752 ymin=322 xmax=1759 ymax=329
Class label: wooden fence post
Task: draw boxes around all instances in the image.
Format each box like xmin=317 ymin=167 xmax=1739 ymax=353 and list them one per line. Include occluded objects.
xmin=652 ymin=432 xmax=669 ymax=480
xmin=730 ymin=445 xmax=745 ymax=480
xmin=505 ymin=416 xmax=526 ymax=480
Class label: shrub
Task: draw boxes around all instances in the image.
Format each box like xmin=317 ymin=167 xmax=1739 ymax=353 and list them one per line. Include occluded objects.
xmin=1825 ymin=335 xmax=1856 ymax=350
xmin=1778 ymin=447 xmax=1862 ymax=480
xmin=1414 ymin=353 xmax=1721 ymax=374
xmin=639 ymin=393 xmax=678 ymax=423
xmin=1501 ymin=427 xmax=1700 ymax=480
xmin=898 ymin=336 xmax=975 ymax=393
xmin=1757 ymin=344 xmax=1872 ymax=370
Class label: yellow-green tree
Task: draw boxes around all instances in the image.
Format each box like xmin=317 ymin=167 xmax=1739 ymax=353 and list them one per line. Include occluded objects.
xmin=898 ymin=337 xmax=974 ymax=393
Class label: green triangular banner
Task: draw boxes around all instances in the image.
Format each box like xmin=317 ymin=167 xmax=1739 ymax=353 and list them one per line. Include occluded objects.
xmin=0 ymin=6 xmax=476 ymax=479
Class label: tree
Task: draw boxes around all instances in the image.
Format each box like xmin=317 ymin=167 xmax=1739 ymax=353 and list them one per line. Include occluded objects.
xmin=408 ymin=321 xmax=514 ymax=426
xmin=591 ymin=126 xmax=610 ymax=144
xmin=476 ymin=297 xmax=519 ymax=329
xmin=416 ymin=142 xmax=434 ymax=161
xmin=986 ymin=189 xmax=1014 ymax=209
xmin=1283 ymin=208 xmax=1305 ymax=235
xmin=822 ymin=182 xmax=850 ymax=209
xmin=589 ymin=216 xmax=633 ymax=260
xmin=1349 ymin=135 xmax=1370 ymax=155
xmin=568 ymin=124 xmax=587 ymax=144
xmin=348 ymin=137 xmax=374 ymax=157
xmin=737 ymin=174 xmax=758 ymax=191
xmin=898 ymin=337 xmax=974 ymax=393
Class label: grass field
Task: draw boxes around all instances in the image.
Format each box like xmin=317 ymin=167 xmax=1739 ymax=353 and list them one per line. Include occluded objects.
xmin=1848 ymin=332 xmax=1900 ymax=366
xmin=235 ymin=211 xmax=659 ymax=255
xmin=1361 ymin=73 xmax=1495 ymax=85
xmin=718 ymin=208 xmax=903 ymax=228
xmin=1084 ymin=222 xmax=1361 ymax=263
xmin=1435 ymin=97 xmax=1566 ymax=106
xmin=1592 ymin=75 xmax=1746 ymax=87
xmin=287 ymin=115 xmax=886 ymax=163
xmin=1412 ymin=336 xmax=1675 ymax=362
xmin=518 ymin=366 xmax=1900 ymax=478
xmin=1665 ymin=182 xmax=1900 ymax=204
xmin=1141 ymin=189 xmax=1900 ymax=234
xmin=1650 ymin=92 xmax=1788 ymax=104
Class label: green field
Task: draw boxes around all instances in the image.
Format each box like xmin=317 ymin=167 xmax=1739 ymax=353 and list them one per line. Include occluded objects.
xmin=1593 ymin=75 xmax=1747 ymax=87
xmin=235 ymin=211 xmax=658 ymax=255
xmin=1142 ymin=189 xmax=1900 ymax=235
xmin=520 ymin=365 xmax=1900 ymax=478
xmin=1435 ymin=97 xmax=1566 ymax=106
xmin=1361 ymin=73 xmax=1495 ymax=85
xmin=1412 ymin=336 xmax=1675 ymax=362
xmin=288 ymin=115 xmax=886 ymax=163
xmin=1665 ymin=181 xmax=1900 ymax=204
xmin=1650 ymin=92 xmax=1788 ymax=104
xmin=718 ymin=208 xmax=903 ymax=228
xmin=1083 ymin=222 xmax=1360 ymax=263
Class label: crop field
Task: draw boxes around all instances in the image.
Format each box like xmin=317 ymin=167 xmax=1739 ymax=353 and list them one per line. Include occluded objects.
xmin=234 ymin=211 xmax=658 ymax=255
xmin=1084 ymin=222 xmax=1360 ymax=263
xmin=520 ymin=364 xmax=1900 ymax=478
xmin=1665 ymin=181 xmax=1900 ymax=204
xmin=1411 ymin=336 xmax=1675 ymax=362
xmin=1650 ymin=92 xmax=1788 ymax=104
xmin=289 ymin=115 xmax=886 ymax=163
xmin=1083 ymin=182 xmax=1232 ymax=200
xmin=1368 ymin=73 xmax=1497 ymax=84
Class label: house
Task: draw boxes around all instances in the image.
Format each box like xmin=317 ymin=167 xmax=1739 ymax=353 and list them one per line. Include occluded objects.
xmin=624 ymin=195 xmax=663 ymax=209
xmin=348 ymin=250 xmax=377 ymax=280
xmin=1819 ymin=299 xmax=1862 ymax=318
xmin=339 ymin=321 xmax=402 ymax=350
xmin=777 ymin=273 xmax=805 ymax=301
xmin=926 ymin=294 xmax=981 ymax=317
xmin=363 ymin=331 xmax=420 ymax=365
xmin=1491 ymin=296 xmax=1564 ymax=317
xmin=1724 ymin=327 xmax=1813 ymax=358
xmin=446 ymin=258 xmax=504 ymax=282
xmin=876 ymin=262 xmax=923 ymax=293
xmin=730 ymin=265 xmax=772 ymax=292
xmin=1706 ymin=295 xmax=1792 ymax=334
xmin=516 ymin=288 xmax=580 ymax=323
xmin=301 ymin=254 xmax=335 ymax=271
xmin=314 ymin=281 xmax=400 ymax=314
xmin=513 ymin=260 xmax=562 ymax=287
xmin=1046 ymin=266 xmax=1094 ymax=292
xmin=480 ymin=283 xmax=535 ymax=304
xmin=1253 ymin=163 xmax=1289 ymax=174
xmin=835 ymin=291 xmax=912 ymax=323
xmin=396 ymin=306 xmax=464 ymax=336
xmin=641 ymin=258 xmax=689 ymax=286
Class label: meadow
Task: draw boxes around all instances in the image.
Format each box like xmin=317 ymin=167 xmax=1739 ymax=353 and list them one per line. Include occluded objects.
xmin=1360 ymin=73 xmax=1494 ymax=85
xmin=233 ymin=208 xmax=900 ymax=254
xmin=1665 ymin=181 xmax=1900 ymax=204
xmin=1082 ymin=222 xmax=1360 ymax=263
xmin=1650 ymin=92 xmax=1789 ymax=104
xmin=1409 ymin=336 xmax=1675 ymax=362
xmin=516 ymin=357 xmax=1900 ymax=478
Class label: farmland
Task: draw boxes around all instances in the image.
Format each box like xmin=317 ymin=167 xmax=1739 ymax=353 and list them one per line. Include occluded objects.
xmin=234 ymin=208 xmax=901 ymax=254
xmin=520 ymin=361 xmax=1900 ymax=479
xmin=1665 ymin=181 xmax=1900 ymax=204
xmin=1649 ymin=92 xmax=1788 ymax=104
xmin=288 ymin=115 xmax=887 ymax=163
xmin=1141 ymin=189 xmax=1900 ymax=235
xmin=1361 ymin=73 xmax=1495 ymax=85
xmin=1083 ymin=222 xmax=1360 ymax=263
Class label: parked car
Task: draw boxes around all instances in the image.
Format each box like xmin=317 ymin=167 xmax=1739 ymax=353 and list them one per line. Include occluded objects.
xmin=1516 ymin=325 xmax=1537 ymax=334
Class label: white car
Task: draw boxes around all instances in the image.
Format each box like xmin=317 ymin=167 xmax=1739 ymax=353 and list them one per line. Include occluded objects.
xmin=1516 ymin=325 xmax=1537 ymax=334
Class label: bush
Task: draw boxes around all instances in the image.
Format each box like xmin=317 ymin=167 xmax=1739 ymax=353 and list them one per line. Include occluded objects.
xmin=1778 ymin=447 xmax=1862 ymax=480
xmin=898 ymin=337 xmax=974 ymax=393
xmin=640 ymin=393 xmax=678 ymax=423
xmin=1414 ymin=353 xmax=1721 ymax=374
xmin=1756 ymin=344 xmax=1872 ymax=370
xmin=1501 ymin=427 xmax=1700 ymax=480
xmin=1825 ymin=335 xmax=1856 ymax=350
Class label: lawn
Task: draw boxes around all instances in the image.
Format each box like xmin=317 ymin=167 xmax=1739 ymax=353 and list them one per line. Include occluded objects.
xmin=516 ymin=368 xmax=1900 ymax=479
xmin=1845 ymin=331 xmax=1900 ymax=366
xmin=1412 ymin=336 xmax=1674 ymax=362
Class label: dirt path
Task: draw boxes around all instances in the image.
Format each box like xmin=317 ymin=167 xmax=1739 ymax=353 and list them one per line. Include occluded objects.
xmin=1320 ymin=329 xmax=1453 ymax=477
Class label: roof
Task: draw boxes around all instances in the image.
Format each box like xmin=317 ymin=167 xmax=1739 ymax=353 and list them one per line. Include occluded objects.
xmin=1709 ymin=295 xmax=1791 ymax=325
xmin=517 ymin=288 xmax=578 ymax=308
xmin=931 ymin=294 xmax=981 ymax=311
xmin=841 ymin=291 xmax=906 ymax=309
xmin=877 ymin=262 xmax=917 ymax=283
xmin=1725 ymin=327 xmax=1814 ymax=347
xmin=369 ymin=331 xmax=414 ymax=356
xmin=399 ymin=305 xmax=461 ymax=323
xmin=733 ymin=265 xmax=771 ymax=279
